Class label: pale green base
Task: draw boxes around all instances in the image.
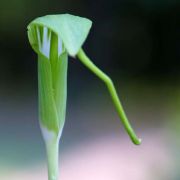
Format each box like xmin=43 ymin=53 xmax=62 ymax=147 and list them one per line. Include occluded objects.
xmin=45 ymin=138 xmax=59 ymax=180
xmin=41 ymin=126 xmax=60 ymax=180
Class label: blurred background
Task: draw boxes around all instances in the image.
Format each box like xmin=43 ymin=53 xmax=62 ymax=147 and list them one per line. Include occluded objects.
xmin=0 ymin=0 xmax=180 ymax=179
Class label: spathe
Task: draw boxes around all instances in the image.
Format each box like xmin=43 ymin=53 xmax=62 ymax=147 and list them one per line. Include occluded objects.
xmin=27 ymin=14 xmax=92 ymax=57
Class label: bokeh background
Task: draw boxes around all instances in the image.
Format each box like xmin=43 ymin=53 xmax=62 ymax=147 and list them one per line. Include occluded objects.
xmin=0 ymin=0 xmax=180 ymax=179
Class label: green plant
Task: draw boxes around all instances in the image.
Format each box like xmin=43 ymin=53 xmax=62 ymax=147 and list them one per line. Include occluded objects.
xmin=27 ymin=14 xmax=141 ymax=180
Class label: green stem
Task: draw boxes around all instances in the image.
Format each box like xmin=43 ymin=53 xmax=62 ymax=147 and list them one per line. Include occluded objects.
xmin=77 ymin=48 xmax=141 ymax=145
xmin=45 ymin=137 xmax=59 ymax=180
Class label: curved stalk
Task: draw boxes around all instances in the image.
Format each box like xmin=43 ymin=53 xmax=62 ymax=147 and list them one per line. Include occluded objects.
xmin=77 ymin=48 xmax=141 ymax=145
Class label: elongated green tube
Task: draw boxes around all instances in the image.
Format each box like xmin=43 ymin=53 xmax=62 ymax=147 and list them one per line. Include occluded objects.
xmin=77 ymin=48 xmax=141 ymax=145
xmin=37 ymin=30 xmax=68 ymax=180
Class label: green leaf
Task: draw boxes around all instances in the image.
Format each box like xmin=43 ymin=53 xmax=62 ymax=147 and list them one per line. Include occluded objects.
xmin=27 ymin=14 xmax=92 ymax=56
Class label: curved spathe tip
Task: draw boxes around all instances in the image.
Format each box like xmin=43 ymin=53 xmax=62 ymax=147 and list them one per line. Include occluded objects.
xmin=27 ymin=14 xmax=92 ymax=57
